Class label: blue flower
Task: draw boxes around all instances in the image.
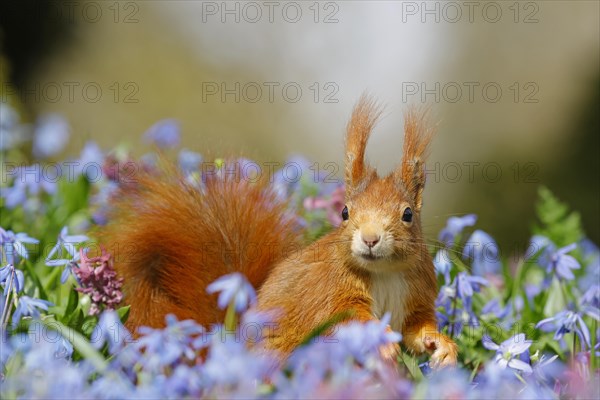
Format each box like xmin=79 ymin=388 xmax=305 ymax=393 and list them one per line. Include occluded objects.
xmin=433 ymin=249 xmax=452 ymax=284
xmin=438 ymin=214 xmax=477 ymax=246
xmin=482 ymin=333 xmax=533 ymax=373
xmin=462 ymin=229 xmax=502 ymax=276
xmin=536 ymin=308 xmax=598 ymax=349
xmin=32 ymin=114 xmax=70 ymax=158
xmin=178 ymin=149 xmax=203 ymax=174
xmin=72 ymin=141 xmax=104 ymax=181
xmin=11 ymin=296 xmax=53 ymax=328
xmin=540 ymin=243 xmax=581 ymax=281
xmin=0 ymin=228 xmax=39 ymax=264
xmin=527 ymin=235 xmax=554 ymax=260
xmin=0 ymin=103 xmax=26 ymax=151
xmin=45 ymin=227 xmax=88 ymax=284
xmin=202 ymin=326 xmax=275 ymax=391
xmin=143 ymin=119 xmax=181 ymax=149
xmin=134 ymin=314 xmax=204 ymax=372
xmin=91 ymin=310 xmax=131 ymax=355
xmin=0 ymin=166 xmax=57 ymax=210
xmin=580 ymin=284 xmax=599 ymax=309
xmin=455 ymin=272 xmax=489 ymax=322
xmin=0 ymin=264 xmax=24 ymax=295
xmin=530 ymin=351 xmax=562 ymax=386
xmin=206 ymin=273 xmax=256 ymax=312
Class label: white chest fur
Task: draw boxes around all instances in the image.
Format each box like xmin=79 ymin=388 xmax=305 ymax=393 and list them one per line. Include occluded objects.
xmin=370 ymin=271 xmax=409 ymax=332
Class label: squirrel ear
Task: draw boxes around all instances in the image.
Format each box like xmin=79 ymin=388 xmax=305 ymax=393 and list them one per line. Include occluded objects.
xmin=345 ymin=94 xmax=382 ymax=197
xmin=394 ymin=108 xmax=435 ymax=212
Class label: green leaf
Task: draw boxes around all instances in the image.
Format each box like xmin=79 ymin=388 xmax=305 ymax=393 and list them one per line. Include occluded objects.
xmin=297 ymin=310 xmax=355 ymax=347
xmin=399 ymin=351 xmax=424 ymax=381
xmin=41 ymin=318 xmax=108 ymax=372
xmin=65 ymin=288 xmax=79 ymax=317
xmin=534 ymin=186 xmax=583 ymax=247
xmin=117 ymin=305 xmax=131 ymax=324
xmin=543 ymin=278 xmax=566 ymax=318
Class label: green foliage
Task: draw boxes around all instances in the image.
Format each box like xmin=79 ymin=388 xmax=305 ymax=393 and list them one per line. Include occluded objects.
xmin=534 ymin=186 xmax=584 ymax=247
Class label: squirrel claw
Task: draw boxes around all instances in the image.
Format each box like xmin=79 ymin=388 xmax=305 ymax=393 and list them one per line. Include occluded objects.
xmin=426 ymin=335 xmax=458 ymax=369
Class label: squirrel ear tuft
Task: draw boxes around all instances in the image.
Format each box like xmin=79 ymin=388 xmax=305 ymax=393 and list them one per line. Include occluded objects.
xmin=394 ymin=108 xmax=435 ymax=212
xmin=344 ymin=94 xmax=382 ymax=198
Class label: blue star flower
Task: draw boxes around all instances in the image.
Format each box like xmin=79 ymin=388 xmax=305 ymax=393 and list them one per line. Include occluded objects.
xmin=206 ymin=273 xmax=257 ymax=312
xmin=143 ymin=119 xmax=181 ymax=149
xmin=0 ymin=264 xmax=24 ymax=295
xmin=45 ymin=226 xmax=88 ymax=283
xmin=536 ymin=308 xmax=599 ymax=349
xmin=482 ymin=333 xmax=533 ymax=373
xmin=541 ymin=243 xmax=581 ymax=281
xmin=11 ymin=296 xmax=53 ymax=328
xmin=438 ymin=214 xmax=477 ymax=246
xmin=0 ymin=228 xmax=39 ymax=264
xmin=32 ymin=114 xmax=70 ymax=158
xmin=91 ymin=310 xmax=132 ymax=355
xmin=463 ymin=229 xmax=502 ymax=276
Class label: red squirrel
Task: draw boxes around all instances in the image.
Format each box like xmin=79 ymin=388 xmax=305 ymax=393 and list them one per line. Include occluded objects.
xmin=96 ymin=95 xmax=458 ymax=368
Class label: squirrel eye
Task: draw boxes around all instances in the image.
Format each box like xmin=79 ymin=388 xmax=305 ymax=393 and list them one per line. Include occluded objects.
xmin=402 ymin=207 xmax=413 ymax=223
xmin=341 ymin=206 xmax=349 ymax=221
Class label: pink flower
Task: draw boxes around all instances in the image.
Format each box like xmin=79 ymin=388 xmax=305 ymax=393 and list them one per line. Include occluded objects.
xmin=303 ymin=186 xmax=345 ymax=227
xmin=74 ymin=248 xmax=123 ymax=315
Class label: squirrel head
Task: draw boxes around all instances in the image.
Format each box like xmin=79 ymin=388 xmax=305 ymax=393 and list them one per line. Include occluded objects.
xmin=338 ymin=95 xmax=434 ymax=273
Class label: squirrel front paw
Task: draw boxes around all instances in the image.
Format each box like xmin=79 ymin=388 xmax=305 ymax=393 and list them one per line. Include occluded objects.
xmin=379 ymin=341 xmax=401 ymax=366
xmin=424 ymin=334 xmax=457 ymax=368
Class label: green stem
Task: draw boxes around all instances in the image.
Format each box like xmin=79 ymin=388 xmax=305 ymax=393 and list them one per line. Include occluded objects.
xmin=224 ymin=301 xmax=237 ymax=332
xmin=572 ymin=333 xmax=578 ymax=363
xmin=43 ymin=265 xmax=62 ymax=293
xmin=22 ymin=260 xmax=48 ymax=300
xmin=41 ymin=318 xmax=108 ymax=372
xmin=510 ymin=259 xmax=525 ymax=300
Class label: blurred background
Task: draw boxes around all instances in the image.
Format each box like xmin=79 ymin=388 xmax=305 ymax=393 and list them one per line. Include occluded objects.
xmin=1 ymin=0 xmax=598 ymax=250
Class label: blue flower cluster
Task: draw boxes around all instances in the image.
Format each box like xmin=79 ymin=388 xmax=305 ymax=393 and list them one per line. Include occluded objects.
xmin=1 ymin=106 xmax=599 ymax=398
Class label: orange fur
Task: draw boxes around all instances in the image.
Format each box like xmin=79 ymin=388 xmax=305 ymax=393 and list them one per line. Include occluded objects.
xmin=95 ymin=163 xmax=301 ymax=331
xmin=258 ymin=96 xmax=457 ymax=367
xmin=97 ymin=96 xmax=456 ymax=367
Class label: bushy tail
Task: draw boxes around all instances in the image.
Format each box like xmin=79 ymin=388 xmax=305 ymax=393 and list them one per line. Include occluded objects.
xmin=94 ymin=162 xmax=301 ymax=330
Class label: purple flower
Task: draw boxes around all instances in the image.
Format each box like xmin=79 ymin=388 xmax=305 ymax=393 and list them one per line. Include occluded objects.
xmin=0 ymin=228 xmax=39 ymax=264
xmin=0 ymin=263 xmax=24 ymax=295
xmin=536 ymin=309 xmax=598 ymax=349
xmin=206 ymin=273 xmax=256 ymax=312
xmin=11 ymin=296 xmax=53 ymax=328
xmin=438 ymin=214 xmax=477 ymax=246
xmin=482 ymin=333 xmax=533 ymax=373
xmin=463 ymin=229 xmax=502 ymax=276
xmin=32 ymin=114 xmax=70 ymax=158
xmin=143 ymin=119 xmax=181 ymax=149
xmin=74 ymin=248 xmax=123 ymax=315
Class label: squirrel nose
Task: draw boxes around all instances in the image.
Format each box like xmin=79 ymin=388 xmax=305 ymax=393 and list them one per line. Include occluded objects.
xmin=362 ymin=233 xmax=380 ymax=248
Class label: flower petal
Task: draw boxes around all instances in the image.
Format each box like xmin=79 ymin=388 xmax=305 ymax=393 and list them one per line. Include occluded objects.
xmin=508 ymin=358 xmax=533 ymax=374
